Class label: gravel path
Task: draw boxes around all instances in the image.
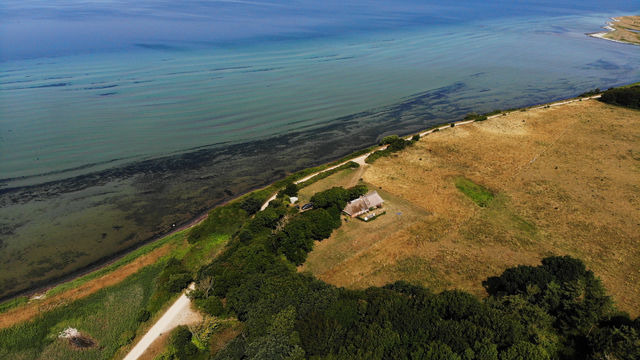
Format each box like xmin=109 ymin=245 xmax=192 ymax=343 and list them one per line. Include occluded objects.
xmin=123 ymin=284 xmax=200 ymax=360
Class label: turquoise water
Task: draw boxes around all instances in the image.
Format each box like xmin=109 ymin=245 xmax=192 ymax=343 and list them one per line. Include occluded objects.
xmin=1 ymin=2 xmax=639 ymax=298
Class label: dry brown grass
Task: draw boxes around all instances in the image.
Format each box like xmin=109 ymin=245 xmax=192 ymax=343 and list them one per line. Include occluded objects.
xmin=604 ymin=15 xmax=640 ymax=45
xmin=302 ymin=99 xmax=640 ymax=316
xmin=0 ymin=239 xmax=176 ymax=329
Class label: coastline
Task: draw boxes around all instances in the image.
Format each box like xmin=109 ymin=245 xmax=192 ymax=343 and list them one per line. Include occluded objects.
xmin=0 ymin=91 xmax=609 ymax=310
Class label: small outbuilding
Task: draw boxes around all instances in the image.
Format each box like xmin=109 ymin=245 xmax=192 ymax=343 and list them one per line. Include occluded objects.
xmin=343 ymin=191 xmax=384 ymax=218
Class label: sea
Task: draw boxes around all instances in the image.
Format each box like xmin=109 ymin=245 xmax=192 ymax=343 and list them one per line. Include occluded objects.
xmin=1 ymin=0 xmax=639 ymax=299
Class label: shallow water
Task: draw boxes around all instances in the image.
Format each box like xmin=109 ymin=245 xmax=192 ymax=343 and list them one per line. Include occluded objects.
xmin=1 ymin=1 xmax=639 ymax=298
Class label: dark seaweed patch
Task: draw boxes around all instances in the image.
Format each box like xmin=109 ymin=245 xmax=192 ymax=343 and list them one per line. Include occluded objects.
xmin=241 ymin=67 xmax=283 ymax=73
xmin=84 ymin=84 xmax=118 ymax=90
xmin=135 ymin=43 xmax=182 ymax=51
xmin=319 ymin=56 xmax=355 ymax=62
xmin=28 ymin=82 xmax=69 ymax=88
xmin=584 ymin=59 xmax=620 ymax=71
xmin=210 ymin=66 xmax=252 ymax=72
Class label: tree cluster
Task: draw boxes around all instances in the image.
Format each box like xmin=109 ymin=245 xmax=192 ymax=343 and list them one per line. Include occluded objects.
xmin=366 ymin=135 xmax=417 ymax=163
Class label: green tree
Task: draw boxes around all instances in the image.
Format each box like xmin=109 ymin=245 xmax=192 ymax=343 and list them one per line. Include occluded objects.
xmin=169 ymin=325 xmax=198 ymax=359
xmin=500 ymin=342 xmax=549 ymax=360
xmin=244 ymin=306 xmax=306 ymax=360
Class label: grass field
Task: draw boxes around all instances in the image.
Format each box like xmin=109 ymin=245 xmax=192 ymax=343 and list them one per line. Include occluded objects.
xmin=301 ymin=99 xmax=640 ymax=316
xmin=0 ymin=262 xmax=165 ymax=360
xmin=0 ymin=215 xmax=232 ymax=359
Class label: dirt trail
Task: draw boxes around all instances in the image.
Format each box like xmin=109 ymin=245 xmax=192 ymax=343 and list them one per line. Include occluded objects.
xmin=0 ymin=243 xmax=173 ymax=329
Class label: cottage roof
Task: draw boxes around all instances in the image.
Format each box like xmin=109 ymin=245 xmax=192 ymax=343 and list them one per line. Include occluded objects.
xmin=343 ymin=191 xmax=384 ymax=216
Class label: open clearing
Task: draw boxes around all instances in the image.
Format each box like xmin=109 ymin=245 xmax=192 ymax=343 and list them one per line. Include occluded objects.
xmin=302 ymin=99 xmax=640 ymax=316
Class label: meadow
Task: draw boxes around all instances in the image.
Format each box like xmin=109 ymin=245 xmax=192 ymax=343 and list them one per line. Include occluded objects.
xmin=302 ymin=98 xmax=640 ymax=316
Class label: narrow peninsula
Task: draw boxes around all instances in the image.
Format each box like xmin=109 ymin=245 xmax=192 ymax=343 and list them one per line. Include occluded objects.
xmin=589 ymin=15 xmax=640 ymax=45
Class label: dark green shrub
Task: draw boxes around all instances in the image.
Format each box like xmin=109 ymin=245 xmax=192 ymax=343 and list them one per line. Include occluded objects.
xmin=169 ymin=325 xmax=198 ymax=359
xmin=380 ymin=135 xmax=400 ymax=145
xmin=240 ymin=197 xmax=262 ymax=215
xmin=600 ymin=85 xmax=640 ymax=109
xmin=167 ymin=273 xmax=192 ymax=293
xmin=282 ymin=183 xmax=298 ymax=197
xmin=136 ymin=309 xmax=151 ymax=323
xmin=412 ymin=134 xmax=420 ymax=142
xmin=197 ymin=296 xmax=225 ymax=316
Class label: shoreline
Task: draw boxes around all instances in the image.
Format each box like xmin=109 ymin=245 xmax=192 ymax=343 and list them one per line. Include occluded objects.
xmin=0 ymin=92 xmax=612 ymax=307
xmin=587 ymin=16 xmax=640 ymax=46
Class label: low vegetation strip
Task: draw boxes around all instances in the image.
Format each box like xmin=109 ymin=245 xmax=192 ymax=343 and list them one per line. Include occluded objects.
xmin=0 ymin=236 xmax=174 ymax=329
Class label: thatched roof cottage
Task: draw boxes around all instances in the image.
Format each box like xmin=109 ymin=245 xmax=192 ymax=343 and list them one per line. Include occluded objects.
xmin=343 ymin=191 xmax=384 ymax=217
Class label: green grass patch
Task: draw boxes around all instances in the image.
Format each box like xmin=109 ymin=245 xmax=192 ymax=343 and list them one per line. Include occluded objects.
xmin=455 ymin=177 xmax=494 ymax=207
xmin=182 ymin=234 xmax=229 ymax=272
xmin=0 ymin=296 xmax=28 ymax=314
xmin=187 ymin=205 xmax=248 ymax=244
xmin=0 ymin=262 xmax=165 ymax=360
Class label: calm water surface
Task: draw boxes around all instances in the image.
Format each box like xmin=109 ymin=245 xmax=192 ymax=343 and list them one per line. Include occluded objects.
xmin=0 ymin=0 xmax=639 ymax=298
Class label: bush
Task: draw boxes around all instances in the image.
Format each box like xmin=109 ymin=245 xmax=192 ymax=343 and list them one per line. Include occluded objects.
xmin=380 ymin=135 xmax=400 ymax=145
xmin=167 ymin=273 xmax=192 ymax=293
xmin=240 ymin=197 xmax=262 ymax=215
xmin=169 ymin=325 xmax=198 ymax=359
xmin=366 ymin=135 xmax=414 ymax=163
xmin=136 ymin=309 xmax=151 ymax=323
xmin=281 ymin=183 xmax=299 ymax=197
xmin=196 ymin=296 xmax=225 ymax=316
xmin=157 ymin=258 xmax=192 ymax=293
xmin=411 ymin=134 xmax=420 ymax=142
xmin=600 ymin=85 xmax=640 ymax=109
